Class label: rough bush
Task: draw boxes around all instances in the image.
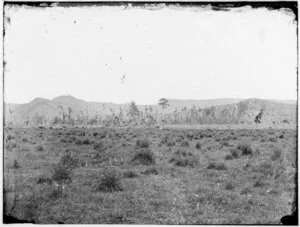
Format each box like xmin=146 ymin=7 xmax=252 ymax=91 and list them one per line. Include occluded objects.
xmin=170 ymin=149 xmax=198 ymax=167
xmin=237 ymin=143 xmax=253 ymax=156
xmin=123 ymin=170 xmax=139 ymax=178
xmin=35 ymin=145 xmax=44 ymax=152
xmin=142 ymin=167 xmax=159 ymax=175
xmin=131 ymin=148 xmax=156 ymax=165
xmin=136 ymin=138 xmax=150 ymax=148
xmin=207 ymin=162 xmax=227 ymax=170
xmin=195 ymin=142 xmax=202 ymax=150
xmin=97 ymin=168 xmax=123 ymax=192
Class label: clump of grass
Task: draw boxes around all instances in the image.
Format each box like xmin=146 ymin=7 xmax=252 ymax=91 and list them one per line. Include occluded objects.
xmin=142 ymin=166 xmax=159 ymax=175
xmin=37 ymin=176 xmax=52 ymax=184
xmin=75 ymin=139 xmax=83 ymax=145
xmin=166 ymin=140 xmax=175 ymax=147
xmin=268 ymin=137 xmax=277 ymax=143
xmin=195 ymin=142 xmax=202 ymax=150
xmin=83 ymin=138 xmax=92 ymax=145
xmin=13 ymin=160 xmax=20 ymax=169
xmin=169 ymin=149 xmax=198 ymax=167
xmin=225 ymin=154 xmax=234 ymax=160
xmin=237 ymin=143 xmax=253 ymax=156
xmin=221 ymin=141 xmax=230 ymax=147
xmin=96 ymin=168 xmax=123 ymax=192
xmin=136 ymin=138 xmax=150 ymax=148
xmin=180 ymin=140 xmax=190 ymax=147
xmin=52 ymin=153 xmax=79 ymax=184
xmin=207 ymin=162 xmax=227 ymax=170
xmin=131 ymin=148 xmax=156 ymax=165
xmin=253 ymin=178 xmax=265 ymax=188
xmin=123 ymin=170 xmax=139 ymax=178
xmin=94 ymin=141 xmax=105 ymax=152
xmin=35 ymin=145 xmax=44 ymax=152
xmin=225 ymin=182 xmax=235 ymax=190
xmin=22 ymin=137 xmax=28 ymax=143
xmin=271 ymin=147 xmax=282 ymax=161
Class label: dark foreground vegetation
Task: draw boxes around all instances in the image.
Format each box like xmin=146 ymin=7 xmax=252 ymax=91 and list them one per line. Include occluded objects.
xmin=3 ymin=126 xmax=296 ymax=224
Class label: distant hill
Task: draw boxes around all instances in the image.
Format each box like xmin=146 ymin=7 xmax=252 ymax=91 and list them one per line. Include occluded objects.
xmin=4 ymin=95 xmax=296 ymax=126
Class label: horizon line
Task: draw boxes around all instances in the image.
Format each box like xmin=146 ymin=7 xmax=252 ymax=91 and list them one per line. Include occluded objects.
xmin=4 ymin=94 xmax=298 ymax=105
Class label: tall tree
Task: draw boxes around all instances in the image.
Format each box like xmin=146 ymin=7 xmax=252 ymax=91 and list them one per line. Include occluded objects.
xmin=158 ymin=98 xmax=169 ymax=128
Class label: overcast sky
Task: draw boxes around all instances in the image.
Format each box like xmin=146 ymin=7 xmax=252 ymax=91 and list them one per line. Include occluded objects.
xmin=4 ymin=4 xmax=297 ymax=105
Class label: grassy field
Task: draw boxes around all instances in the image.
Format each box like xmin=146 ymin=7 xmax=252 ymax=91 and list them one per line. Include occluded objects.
xmin=3 ymin=126 xmax=297 ymax=224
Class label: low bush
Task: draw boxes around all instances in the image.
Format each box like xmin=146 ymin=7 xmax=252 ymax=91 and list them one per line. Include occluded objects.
xmin=207 ymin=162 xmax=227 ymax=170
xmin=52 ymin=153 xmax=79 ymax=184
xmin=180 ymin=140 xmax=190 ymax=147
xmin=35 ymin=145 xmax=44 ymax=152
xmin=225 ymin=182 xmax=235 ymax=190
xmin=131 ymin=148 xmax=156 ymax=165
xmin=94 ymin=142 xmax=105 ymax=152
xmin=237 ymin=143 xmax=253 ymax=156
xmin=170 ymin=149 xmax=198 ymax=167
xmin=123 ymin=170 xmax=139 ymax=178
xmin=268 ymin=137 xmax=277 ymax=143
xmin=96 ymin=168 xmax=123 ymax=192
xmin=225 ymin=154 xmax=234 ymax=160
xmin=13 ymin=160 xmax=20 ymax=169
xmin=136 ymin=138 xmax=150 ymax=148
xmin=141 ymin=167 xmax=159 ymax=175
xmin=271 ymin=147 xmax=282 ymax=161
xmin=229 ymin=148 xmax=240 ymax=158
xmin=195 ymin=142 xmax=201 ymax=150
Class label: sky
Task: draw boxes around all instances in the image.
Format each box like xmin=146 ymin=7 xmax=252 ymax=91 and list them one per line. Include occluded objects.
xmin=4 ymin=4 xmax=297 ymax=105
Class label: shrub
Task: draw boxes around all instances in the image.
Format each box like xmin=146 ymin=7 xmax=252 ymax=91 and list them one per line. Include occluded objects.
xmin=229 ymin=148 xmax=240 ymax=158
xmin=237 ymin=143 xmax=253 ymax=156
xmin=180 ymin=140 xmax=190 ymax=147
xmin=59 ymin=153 xmax=79 ymax=170
xmin=136 ymin=138 xmax=150 ymax=148
xmin=22 ymin=137 xmax=28 ymax=143
xmin=37 ymin=176 xmax=52 ymax=184
xmin=195 ymin=142 xmax=201 ymax=150
xmin=52 ymin=163 xmax=72 ymax=184
xmin=75 ymin=139 xmax=83 ymax=145
xmin=131 ymin=148 xmax=156 ymax=165
xmin=13 ymin=160 xmax=20 ymax=169
xmin=35 ymin=145 xmax=44 ymax=152
xmin=123 ymin=170 xmax=139 ymax=178
xmin=93 ymin=132 xmax=98 ymax=137
xmin=94 ymin=142 xmax=105 ymax=152
xmin=166 ymin=140 xmax=175 ymax=147
xmin=268 ymin=137 xmax=277 ymax=143
xmin=207 ymin=162 xmax=227 ymax=170
xmin=225 ymin=154 xmax=234 ymax=160
xmin=279 ymin=134 xmax=284 ymax=139
xmin=271 ymin=147 xmax=282 ymax=161
xmin=225 ymin=182 xmax=235 ymax=190
xmin=97 ymin=168 xmax=122 ymax=192
xmin=51 ymin=153 xmax=78 ymax=184
xmin=221 ymin=141 xmax=230 ymax=147
xmin=83 ymin=138 xmax=92 ymax=145
xmin=48 ymin=186 xmax=64 ymax=200
xmin=253 ymin=178 xmax=265 ymax=188
xmin=170 ymin=149 xmax=198 ymax=167
xmin=142 ymin=167 xmax=159 ymax=175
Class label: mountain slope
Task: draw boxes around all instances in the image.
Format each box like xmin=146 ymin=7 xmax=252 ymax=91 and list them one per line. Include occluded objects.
xmin=4 ymin=95 xmax=296 ymax=126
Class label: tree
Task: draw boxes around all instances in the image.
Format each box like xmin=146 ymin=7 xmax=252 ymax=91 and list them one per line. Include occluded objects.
xmin=128 ymin=101 xmax=140 ymax=125
xmin=255 ymin=109 xmax=264 ymax=124
xmin=68 ymin=107 xmax=72 ymax=123
xmin=158 ymin=98 xmax=169 ymax=128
